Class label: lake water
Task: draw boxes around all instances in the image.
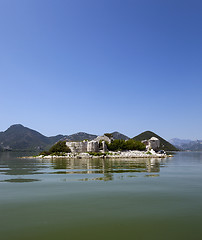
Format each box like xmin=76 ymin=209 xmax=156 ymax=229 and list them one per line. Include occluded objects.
xmin=0 ymin=151 xmax=202 ymax=240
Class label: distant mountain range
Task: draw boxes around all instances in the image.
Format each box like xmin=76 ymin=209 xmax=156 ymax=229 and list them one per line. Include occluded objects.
xmin=0 ymin=124 xmax=176 ymax=151
xmin=169 ymin=138 xmax=202 ymax=151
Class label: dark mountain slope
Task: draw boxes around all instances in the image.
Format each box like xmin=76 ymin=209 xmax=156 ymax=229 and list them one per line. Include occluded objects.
xmin=0 ymin=124 xmax=62 ymax=151
xmin=65 ymin=132 xmax=98 ymax=142
xmin=133 ymin=131 xmax=178 ymax=151
xmin=111 ymin=131 xmax=130 ymax=140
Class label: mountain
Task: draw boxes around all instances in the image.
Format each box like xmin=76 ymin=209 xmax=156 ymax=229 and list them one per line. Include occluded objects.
xmin=63 ymin=131 xmax=129 ymax=142
xmin=169 ymin=138 xmax=192 ymax=148
xmin=133 ymin=131 xmax=178 ymax=151
xmin=0 ymin=125 xmax=98 ymax=151
xmin=111 ymin=131 xmax=130 ymax=140
xmin=0 ymin=124 xmax=62 ymax=151
xmin=169 ymin=138 xmax=202 ymax=151
xmin=0 ymin=125 xmax=130 ymax=151
xmin=65 ymin=132 xmax=98 ymax=142
xmin=177 ymin=140 xmax=202 ymax=151
xmin=0 ymin=124 xmax=180 ymax=152
xmin=182 ymin=140 xmax=202 ymax=151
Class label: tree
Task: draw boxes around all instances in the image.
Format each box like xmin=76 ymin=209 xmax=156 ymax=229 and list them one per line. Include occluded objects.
xmin=106 ymin=139 xmax=145 ymax=151
xmin=40 ymin=141 xmax=71 ymax=155
xmin=49 ymin=141 xmax=71 ymax=154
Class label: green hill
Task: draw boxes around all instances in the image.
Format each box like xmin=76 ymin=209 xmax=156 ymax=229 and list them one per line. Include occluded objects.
xmin=133 ymin=131 xmax=178 ymax=151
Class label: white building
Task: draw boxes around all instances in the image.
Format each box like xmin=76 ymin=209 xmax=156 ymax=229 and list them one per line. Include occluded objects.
xmin=66 ymin=139 xmax=100 ymax=153
xmin=66 ymin=134 xmax=112 ymax=153
xmin=142 ymin=137 xmax=160 ymax=151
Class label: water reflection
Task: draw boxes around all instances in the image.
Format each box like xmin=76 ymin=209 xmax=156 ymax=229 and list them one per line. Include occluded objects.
xmin=1 ymin=178 xmax=40 ymax=183
xmin=0 ymin=152 xmax=46 ymax=183
xmin=47 ymin=158 xmax=163 ymax=181
xmin=0 ymin=151 xmax=166 ymax=183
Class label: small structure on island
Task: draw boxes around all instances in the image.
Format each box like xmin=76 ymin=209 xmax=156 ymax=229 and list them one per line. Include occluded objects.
xmin=87 ymin=140 xmax=99 ymax=152
xmin=94 ymin=134 xmax=112 ymax=144
xmin=66 ymin=134 xmax=113 ymax=153
xmin=66 ymin=141 xmax=88 ymax=153
xmin=142 ymin=137 xmax=160 ymax=151
xmin=66 ymin=140 xmax=103 ymax=153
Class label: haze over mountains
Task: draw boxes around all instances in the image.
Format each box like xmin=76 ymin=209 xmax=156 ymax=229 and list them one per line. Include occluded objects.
xmin=0 ymin=124 xmax=182 ymax=152
xmin=169 ymin=138 xmax=202 ymax=151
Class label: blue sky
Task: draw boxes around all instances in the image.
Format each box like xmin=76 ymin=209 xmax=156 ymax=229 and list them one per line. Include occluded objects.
xmin=0 ymin=0 xmax=202 ymax=140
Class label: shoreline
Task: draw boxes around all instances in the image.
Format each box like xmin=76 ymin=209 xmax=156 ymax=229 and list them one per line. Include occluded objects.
xmin=22 ymin=150 xmax=173 ymax=159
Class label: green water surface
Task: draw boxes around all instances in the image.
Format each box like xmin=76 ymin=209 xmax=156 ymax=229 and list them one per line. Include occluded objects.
xmin=0 ymin=152 xmax=202 ymax=240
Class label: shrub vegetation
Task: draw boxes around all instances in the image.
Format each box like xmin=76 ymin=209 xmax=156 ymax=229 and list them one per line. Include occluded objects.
xmin=40 ymin=141 xmax=71 ymax=156
xmin=88 ymin=152 xmax=106 ymax=156
xmin=106 ymin=139 xmax=146 ymax=151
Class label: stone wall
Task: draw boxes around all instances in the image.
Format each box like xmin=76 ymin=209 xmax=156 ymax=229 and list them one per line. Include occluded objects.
xmin=94 ymin=135 xmax=112 ymax=144
xmin=66 ymin=140 xmax=100 ymax=153
xmin=87 ymin=141 xmax=99 ymax=152
xmin=66 ymin=141 xmax=87 ymax=153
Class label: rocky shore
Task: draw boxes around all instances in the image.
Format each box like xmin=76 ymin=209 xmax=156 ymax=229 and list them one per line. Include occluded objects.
xmin=25 ymin=149 xmax=172 ymax=160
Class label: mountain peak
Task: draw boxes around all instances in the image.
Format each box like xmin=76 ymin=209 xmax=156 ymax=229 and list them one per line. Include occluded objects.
xmin=142 ymin=130 xmax=155 ymax=135
xmin=5 ymin=124 xmax=26 ymax=133
xmin=9 ymin=124 xmax=24 ymax=128
xmin=0 ymin=124 xmax=62 ymax=151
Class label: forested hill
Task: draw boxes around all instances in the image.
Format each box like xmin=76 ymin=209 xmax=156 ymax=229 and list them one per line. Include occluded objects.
xmin=133 ymin=131 xmax=178 ymax=151
xmin=0 ymin=124 xmax=62 ymax=151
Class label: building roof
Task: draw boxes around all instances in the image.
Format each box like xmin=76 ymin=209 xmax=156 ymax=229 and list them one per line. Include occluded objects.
xmin=150 ymin=137 xmax=159 ymax=141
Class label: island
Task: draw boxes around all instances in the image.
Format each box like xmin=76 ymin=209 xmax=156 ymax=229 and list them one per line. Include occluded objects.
xmin=31 ymin=134 xmax=172 ymax=159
